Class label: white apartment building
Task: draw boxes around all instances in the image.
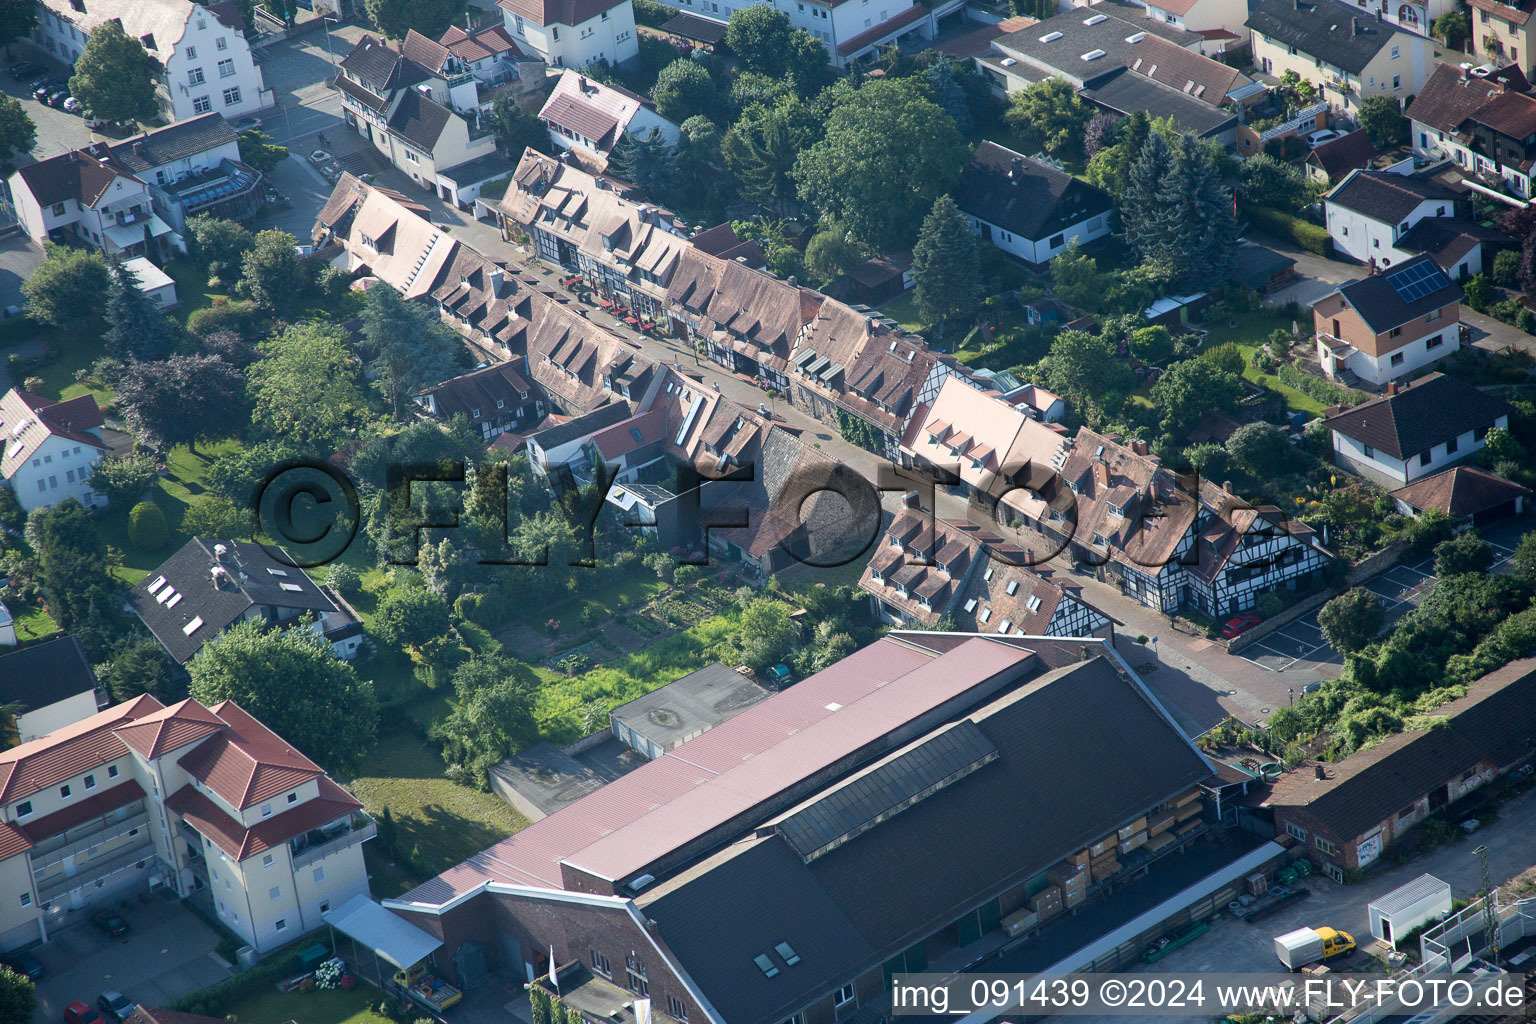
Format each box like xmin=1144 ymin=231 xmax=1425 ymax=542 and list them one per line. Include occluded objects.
xmin=0 ymin=696 xmax=373 ymax=955
xmin=537 ymin=70 xmax=680 ymax=164
xmin=33 ymin=0 xmax=272 ymax=123
xmin=0 ymin=388 xmax=107 ymax=513
xmin=653 ymin=0 xmax=937 ymax=66
xmin=498 ymin=0 xmax=639 ymax=68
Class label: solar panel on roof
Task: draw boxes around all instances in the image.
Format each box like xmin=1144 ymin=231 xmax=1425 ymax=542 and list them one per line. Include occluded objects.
xmin=1387 ymin=261 xmax=1449 ymax=302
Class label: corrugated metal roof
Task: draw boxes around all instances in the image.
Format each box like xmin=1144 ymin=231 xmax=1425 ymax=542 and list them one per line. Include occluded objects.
xmin=1369 ymin=874 xmax=1452 ymax=917
xmin=324 ymin=894 xmax=442 ymax=969
xmin=562 ymin=638 xmax=1031 ymax=885
xmin=397 ymin=638 xmax=941 ymax=901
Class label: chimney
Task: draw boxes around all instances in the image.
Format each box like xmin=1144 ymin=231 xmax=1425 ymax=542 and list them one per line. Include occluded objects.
xmin=132 ymin=141 xmax=145 ymax=157
xmin=1352 ymin=16 xmax=1363 ymax=33
xmin=1314 ymin=765 xmax=1326 ymax=780
xmin=1223 ymin=479 xmax=1233 ymax=492
xmin=1130 ymin=438 xmax=1149 ymax=456
xmin=1386 ymin=381 xmax=1399 ymax=396
xmin=489 ymin=266 xmax=505 ymax=296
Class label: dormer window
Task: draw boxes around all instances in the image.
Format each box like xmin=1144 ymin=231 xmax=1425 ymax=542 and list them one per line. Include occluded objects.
xmin=495 ymin=399 xmax=505 ymax=409
xmin=1107 ymin=502 xmax=1123 ymax=518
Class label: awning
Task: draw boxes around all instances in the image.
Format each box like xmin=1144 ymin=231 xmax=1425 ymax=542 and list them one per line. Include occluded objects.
xmin=323 ymin=894 xmax=443 ymax=970
xmin=103 ymin=214 xmax=173 ymax=252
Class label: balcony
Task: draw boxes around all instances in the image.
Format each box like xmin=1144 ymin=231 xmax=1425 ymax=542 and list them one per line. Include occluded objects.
xmin=162 ymin=158 xmax=264 ymax=222
xmin=289 ymin=813 xmax=375 ymax=870
xmin=29 ymin=809 xmax=150 ymax=869
xmin=36 ymin=837 xmax=156 ymax=904
xmin=1257 ymin=101 xmax=1329 ymax=142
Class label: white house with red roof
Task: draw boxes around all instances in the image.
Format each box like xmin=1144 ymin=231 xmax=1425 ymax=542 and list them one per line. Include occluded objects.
xmin=537 ymin=70 xmax=680 ymax=165
xmin=0 ymin=696 xmax=371 ymax=954
xmin=498 ymin=0 xmax=639 ymax=68
xmin=0 ymin=389 xmax=108 ymax=513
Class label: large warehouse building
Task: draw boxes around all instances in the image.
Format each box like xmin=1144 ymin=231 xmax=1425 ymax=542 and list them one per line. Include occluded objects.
xmin=376 ymin=632 xmax=1250 ymax=1024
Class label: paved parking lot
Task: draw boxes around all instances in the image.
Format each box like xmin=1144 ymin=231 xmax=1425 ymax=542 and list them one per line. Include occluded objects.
xmin=30 ymin=898 xmax=229 ymax=1023
xmin=2 ymin=47 xmax=95 ymax=163
xmin=1238 ymin=611 xmax=1339 ymax=674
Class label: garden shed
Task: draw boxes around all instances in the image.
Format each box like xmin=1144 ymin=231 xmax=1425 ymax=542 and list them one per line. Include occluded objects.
xmin=1368 ymin=874 xmax=1452 ymax=950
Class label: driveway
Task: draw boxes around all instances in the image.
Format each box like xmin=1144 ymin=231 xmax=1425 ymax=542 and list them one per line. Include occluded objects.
xmin=0 ymin=46 xmax=91 ymax=164
xmin=1056 ymin=783 xmax=1536 ymax=1024
xmin=31 ymin=899 xmax=230 ymax=1023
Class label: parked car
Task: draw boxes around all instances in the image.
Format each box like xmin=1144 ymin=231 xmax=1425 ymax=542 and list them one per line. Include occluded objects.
xmin=96 ymin=991 xmax=135 ymax=1022
xmin=1300 ymin=681 xmax=1322 ymax=695
xmin=7 ymin=62 xmax=43 ymax=81
xmin=1220 ymin=614 xmax=1263 ymax=639
xmin=90 ymin=911 xmax=128 ymax=938
xmin=2 ymin=949 xmax=43 ymax=979
xmin=44 ymin=87 xmax=69 ymax=107
xmin=1305 ymin=129 xmax=1342 ymax=149
xmin=62 ymin=96 xmax=81 ymax=112
xmin=234 ymin=116 xmax=263 ymax=132
xmin=63 ymin=1003 xmax=104 ymax=1024
xmin=32 ymin=80 xmax=60 ymax=100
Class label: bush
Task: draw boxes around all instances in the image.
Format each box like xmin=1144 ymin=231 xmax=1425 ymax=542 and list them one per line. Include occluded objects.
xmin=1242 ymin=204 xmax=1330 ymax=255
xmin=169 ymin=947 xmax=309 ymax=1016
xmin=128 ymin=501 xmax=169 ymax=551
xmin=1254 ymin=591 xmax=1286 ymax=619
xmin=632 ymin=0 xmax=674 ymax=25
xmin=673 ymin=564 xmax=703 ymax=586
xmin=185 ymin=298 xmax=263 ymax=339
xmin=1276 ymin=362 xmax=1364 ymax=407
xmin=325 ymin=563 xmax=362 ymax=597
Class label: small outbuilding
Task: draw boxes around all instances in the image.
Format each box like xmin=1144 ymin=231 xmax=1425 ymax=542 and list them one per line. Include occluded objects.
xmin=121 ymin=256 xmax=179 ymax=309
xmin=1368 ymin=873 xmax=1453 ymax=950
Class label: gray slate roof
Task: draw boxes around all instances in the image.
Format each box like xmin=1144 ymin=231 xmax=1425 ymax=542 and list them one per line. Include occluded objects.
xmin=994 ymin=4 xmax=1203 ymax=87
xmin=388 ymin=89 xmax=455 ymax=152
xmin=609 ymin=662 xmax=772 ymax=751
xmin=128 ymin=538 xmax=339 ymax=665
xmin=0 ymin=637 xmax=97 ymax=711
xmin=1326 ymin=170 xmax=1459 ymax=224
xmin=954 ymin=141 xmax=1115 ymax=242
xmin=1325 ymin=371 xmax=1511 ymax=459
xmin=1246 ymin=0 xmax=1396 ymax=74
xmin=108 ymin=114 xmax=237 ymax=173
xmin=1333 ymin=253 xmax=1462 ymax=333
xmin=1081 ymin=67 xmax=1238 ymax=138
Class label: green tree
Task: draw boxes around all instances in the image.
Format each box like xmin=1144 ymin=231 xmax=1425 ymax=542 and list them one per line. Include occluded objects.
xmin=910 ymin=194 xmax=982 ymax=333
xmin=0 ymin=95 xmax=33 ymax=166
xmin=605 ymin=127 xmax=678 ymax=196
xmin=1433 ymin=8 xmax=1469 ymax=44
xmin=489 ymin=92 xmax=550 ymax=160
xmin=0 ymin=0 xmax=39 ymax=57
xmin=358 ymin=282 xmax=459 ymax=419
xmin=438 ymin=654 xmax=540 ymax=784
xmin=794 ymin=78 xmax=966 ymax=251
xmin=1181 ymin=441 xmax=1230 ymax=480
xmin=1148 ymin=357 xmax=1242 ymax=435
xmin=236 ymin=129 xmax=288 ymax=174
xmin=324 ymin=562 xmax=362 ymax=597
xmin=97 ymin=631 xmax=185 ymax=705
xmin=248 ymin=321 xmax=369 ymax=450
xmin=1434 ymin=530 xmax=1494 ymax=576
xmin=0 ymin=964 xmax=35 ymax=1024
xmin=373 ymin=583 xmax=451 ymax=651
xmin=22 ymin=243 xmax=109 ymax=328
xmin=1004 ymin=77 xmax=1093 ymax=155
xmin=187 ymin=215 xmax=255 ymax=285
xmin=926 ymin=58 xmax=973 ymax=135
xmin=1034 ymin=329 xmax=1129 ymax=414
xmin=1463 ymin=272 xmax=1493 ymax=311
xmin=364 ymin=0 xmax=462 ymax=38
xmin=1127 ymin=325 xmax=1174 ymax=365
xmin=725 ymin=6 xmax=797 ymax=77
xmin=180 ymin=495 xmax=249 ymax=539
xmin=653 ymin=59 xmax=715 ymax=122
xmin=1121 ymin=132 xmax=1238 ymax=285
xmin=1225 ymin=421 xmax=1290 ymax=477
xmin=677 ymin=114 xmax=720 ymax=194
xmin=187 ymin=619 xmax=378 ymax=774
xmin=1493 ymin=249 xmax=1521 ymax=288
xmin=1049 ymin=242 xmax=1102 ymax=310
xmin=1239 ymin=152 xmax=1312 ymax=213
xmin=1512 ymin=530 xmax=1536 ymax=585
xmin=803 ymin=229 xmax=863 ymax=283
xmin=721 ymin=97 xmax=818 ymax=214
xmin=732 ymin=597 xmax=799 ymax=670
xmin=90 ymin=452 xmax=158 ymax=507
xmin=1317 ymin=587 xmax=1385 ymax=654
xmin=116 ymin=355 xmax=244 ymax=455
xmin=127 ymin=501 xmax=169 ymax=551
xmin=239 ymin=229 xmax=308 ymax=310
xmin=1084 ymin=110 xmax=1149 ymax=197
xmin=1358 ymin=95 xmax=1407 ymax=147
xmin=24 ymin=499 xmax=119 ymax=641
xmin=67 ymin=21 xmax=159 ymax=124
xmin=1200 ymin=341 xmax=1246 ymax=376
xmin=103 ymin=256 xmax=177 ymax=361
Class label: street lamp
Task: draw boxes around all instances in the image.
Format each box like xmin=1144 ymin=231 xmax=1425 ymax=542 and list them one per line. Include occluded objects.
xmin=321 ymin=15 xmax=340 ymax=65
xmin=1288 ymin=687 xmax=1294 ymax=706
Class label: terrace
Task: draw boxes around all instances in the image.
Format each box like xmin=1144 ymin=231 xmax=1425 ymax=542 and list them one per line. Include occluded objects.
xmin=162 ymin=158 xmax=265 ymax=223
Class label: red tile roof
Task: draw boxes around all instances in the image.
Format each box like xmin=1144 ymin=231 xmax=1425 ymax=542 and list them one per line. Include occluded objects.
xmin=165 ymin=776 xmax=361 ymax=861
xmin=0 ymin=696 xmax=164 ymax=805
xmin=837 ymin=4 xmax=929 ymax=55
xmin=19 ymin=780 xmax=146 ymax=843
xmin=177 ymin=701 xmax=326 ymax=811
xmin=114 ymin=699 xmax=227 ymax=759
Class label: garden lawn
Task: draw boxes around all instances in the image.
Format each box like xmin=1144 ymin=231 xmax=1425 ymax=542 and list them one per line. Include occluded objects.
xmin=218 ymin=986 xmax=391 ymax=1024
xmin=29 ymin=324 xmax=117 ymax=409
xmin=162 ymin=260 xmax=227 ymax=325
xmin=102 ymin=439 xmax=244 ymax=584
xmin=342 ymin=730 xmax=529 ymax=889
xmin=878 ymin=292 xmax=927 ymax=334
xmin=1200 ymin=309 xmax=1334 ymax=416
xmin=9 ymin=604 xmax=60 ymax=644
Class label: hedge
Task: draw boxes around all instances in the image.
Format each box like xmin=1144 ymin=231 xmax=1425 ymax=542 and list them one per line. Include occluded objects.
xmin=168 ymin=944 xmax=312 ymax=1017
xmin=1276 ymin=362 xmax=1366 ymax=407
xmin=1243 ymin=204 xmax=1330 ymax=256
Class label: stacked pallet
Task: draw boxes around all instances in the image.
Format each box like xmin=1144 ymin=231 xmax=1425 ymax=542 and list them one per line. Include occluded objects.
xmin=1002 ymin=907 xmax=1039 ymax=937
xmin=1050 ymin=860 xmax=1089 ymax=908
xmin=1029 ymin=884 xmax=1063 ymax=921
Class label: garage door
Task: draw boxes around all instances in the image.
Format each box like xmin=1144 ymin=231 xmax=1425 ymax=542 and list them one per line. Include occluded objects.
xmin=1473 ymin=501 xmax=1515 ymax=527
